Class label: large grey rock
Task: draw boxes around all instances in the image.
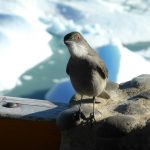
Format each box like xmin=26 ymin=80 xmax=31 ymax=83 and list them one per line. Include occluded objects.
xmin=57 ymin=74 xmax=150 ymax=150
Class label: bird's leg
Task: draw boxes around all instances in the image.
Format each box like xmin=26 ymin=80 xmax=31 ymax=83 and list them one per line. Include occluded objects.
xmin=78 ymin=95 xmax=83 ymax=113
xmin=78 ymin=95 xmax=86 ymax=120
xmin=90 ymin=96 xmax=96 ymax=124
xmin=74 ymin=95 xmax=86 ymax=121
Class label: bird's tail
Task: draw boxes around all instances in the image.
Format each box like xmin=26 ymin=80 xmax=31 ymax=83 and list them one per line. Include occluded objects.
xmin=98 ymin=90 xmax=110 ymax=99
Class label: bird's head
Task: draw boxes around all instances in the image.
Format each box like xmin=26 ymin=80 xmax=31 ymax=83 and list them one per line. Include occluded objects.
xmin=64 ymin=32 xmax=90 ymax=58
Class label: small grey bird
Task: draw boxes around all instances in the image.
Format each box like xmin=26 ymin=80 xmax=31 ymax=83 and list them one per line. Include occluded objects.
xmin=64 ymin=32 xmax=109 ymax=121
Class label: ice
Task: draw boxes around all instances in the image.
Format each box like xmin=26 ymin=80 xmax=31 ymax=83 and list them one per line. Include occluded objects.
xmin=98 ymin=39 xmax=150 ymax=83
xmin=96 ymin=41 xmax=121 ymax=82
xmin=0 ymin=0 xmax=150 ymax=100
xmin=45 ymin=79 xmax=75 ymax=103
xmin=44 ymin=0 xmax=150 ymax=44
xmin=0 ymin=0 xmax=52 ymax=91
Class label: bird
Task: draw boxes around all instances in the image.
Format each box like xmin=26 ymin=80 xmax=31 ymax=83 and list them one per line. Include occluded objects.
xmin=64 ymin=31 xmax=109 ymax=122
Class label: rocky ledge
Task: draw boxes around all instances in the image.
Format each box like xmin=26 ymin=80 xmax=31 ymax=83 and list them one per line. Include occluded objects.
xmin=57 ymin=74 xmax=150 ymax=150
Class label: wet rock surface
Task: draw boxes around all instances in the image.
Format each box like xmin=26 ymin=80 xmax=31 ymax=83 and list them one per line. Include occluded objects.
xmin=57 ymin=74 xmax=150 ymax=150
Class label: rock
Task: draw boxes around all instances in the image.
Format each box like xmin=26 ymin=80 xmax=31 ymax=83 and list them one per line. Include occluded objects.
xmin=57 ymin=74 xmax=150 ymax=150
xmin=97 ymin=115 xmax=139 ymax=137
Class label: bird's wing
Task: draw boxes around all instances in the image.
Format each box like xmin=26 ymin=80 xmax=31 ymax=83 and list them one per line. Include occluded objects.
xmin=87 ymin=54 xmax=108 ymax=79
xmin=97 ymin=59 xmax=108 ymax=79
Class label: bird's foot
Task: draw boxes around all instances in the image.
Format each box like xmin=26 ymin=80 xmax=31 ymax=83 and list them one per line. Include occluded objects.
xmin=73 ymin=109 xmax=86 ymax=121
xmin=89 ymin=113 xmax=96 ymax=128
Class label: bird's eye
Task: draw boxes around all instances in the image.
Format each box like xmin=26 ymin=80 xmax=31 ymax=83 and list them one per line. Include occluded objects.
xmin=75 ymin=34 xmax=80 ymax=41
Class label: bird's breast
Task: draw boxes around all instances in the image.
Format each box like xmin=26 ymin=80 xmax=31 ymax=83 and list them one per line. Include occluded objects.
xmin=69 ymin=58 xmax=91 ymax=82
xmin=68 ymin=58 xmax=106 ymax=96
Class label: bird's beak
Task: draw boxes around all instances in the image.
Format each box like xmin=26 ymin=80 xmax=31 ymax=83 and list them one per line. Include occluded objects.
xmin=64 ymin=40 xmax=73 ymax=45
